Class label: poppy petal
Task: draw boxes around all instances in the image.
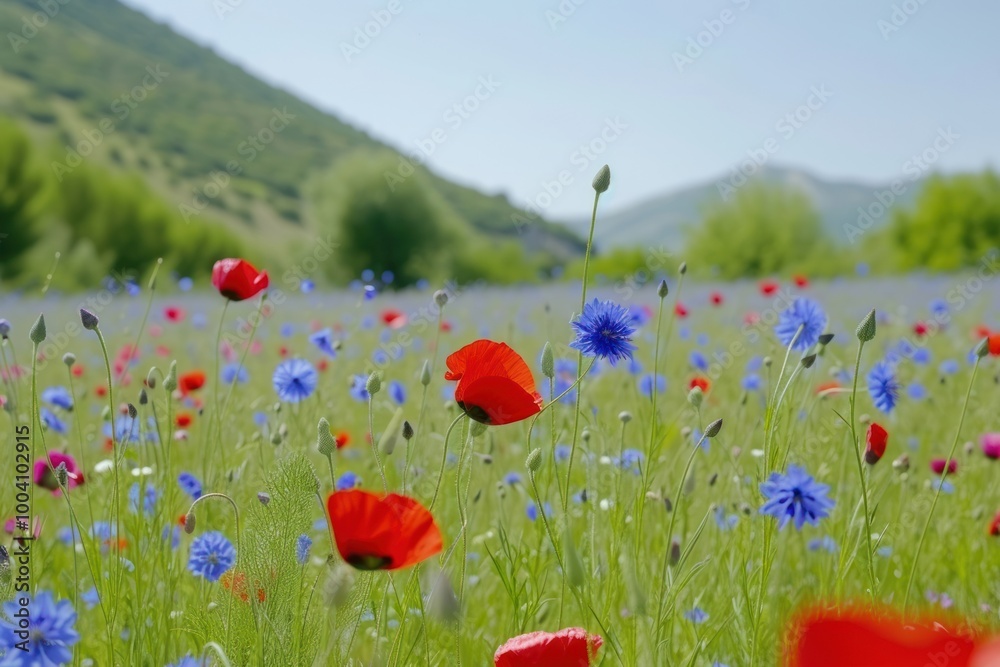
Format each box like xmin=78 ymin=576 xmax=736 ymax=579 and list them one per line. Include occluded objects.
xmin=457 ymin=376 xmax=542 ymax=425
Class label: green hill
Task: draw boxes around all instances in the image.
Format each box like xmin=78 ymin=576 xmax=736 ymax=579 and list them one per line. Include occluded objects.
xmin=0 ymin=0 xmax=583 ymax=278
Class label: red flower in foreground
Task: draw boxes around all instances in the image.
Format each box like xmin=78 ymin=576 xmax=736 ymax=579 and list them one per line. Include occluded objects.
xmin=211 ymin=258 xmax=269 ymax=302
xmin=865 ymin=423 xmax=888 ymax=465
xmin=760 ymin=280 xmax=780 ymax=296
xmin=178 ymin=371 xmax=206 ymax=395
xmin=989 ymin=333 xmax=1000 ymax=357
xmin=709 ymin=291 xmax=724 ymax=306
xmin=326 ymin=490 xmax=442 ymax=571
xmin=494 ymin=627 xmax=603 ymax=667
xmin=381 ymin=308 xmax=408 ymax=329
xmin=445 ymin=340 xmax=542 ymax=425
xmin=688 ymin=375 xmax=711 ymax=393
xmin=930 ymin=458 xmax=958 ymax=475
xmin=784 ymin=606 xmax=988 ymax=667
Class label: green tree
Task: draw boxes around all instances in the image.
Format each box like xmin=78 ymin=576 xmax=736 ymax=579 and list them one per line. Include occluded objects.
xmin=0 ymin=120 xmax=47 ymax=278
xmin=889 ymin=171 xmax=1000 ymax=271
xmin=314 ymin=150 xmax=465 ymax=287
xmin=685 ymin=181 xmax=834 ymax=278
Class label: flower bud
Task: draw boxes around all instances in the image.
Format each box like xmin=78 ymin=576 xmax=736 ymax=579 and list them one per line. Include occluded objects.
xmin=163 ymin=361 xmax=178 ymax=392
xmin=433 ymin=290 xmax=449 ymax=308
xmin=705 ymin=418 xmax=723 ymax=438
xmin=80 ymin=308 xmax=100 ymax=331
xmin=687 ymin=387 xmax=703 ymax=408
xmin=618 ymin=411 xmax=632 ymax=423
xmin=317 ymin=418 xmax=337 ymax=457
xmin=183 ymin=512 xmax=196 ymax=534
xmin=138 ymin=389 xmax=148 ymax=406
xmin=257 ymin=492 xmax=271 ymax=505
xmin=668 ymin=538 xmax=681 ymax=567
xmin=592 ymin=164 xmax=611 ymax=193
xmin=856 ymin=309 xmax=877 ymax=343
xmin=29 ymin=314 xmax=46 ymax=344
xmin=127 ymin=403 xmax=138 ymax=419
xmin=975 ymin=337 xmax=990 ymax=359
xmin=540 ymin=342 xmax=554 ymax=379
xmin=366 ymin=371 xmax=382 ymax=396
xmin=0 ymin=319 xmax=10 ymax=339
xmin=62 ymin=353 xmax=76 ymax=367
xmin=420 ymin=360 xmax=432 ymax=387
xmin=678 ymin=262 xmax=687 ymax=276
xmin=54 ymin=462 xmax=69 ymax=488
xmin=402 ymin=420 xmax=414 ymax=440
xmin=146 ymin=368 xmax=158 ymax=389
xmin=657 ymin=279 xmax=669 ymax=299
xmin=526 ymin=448 xmax=542 ymax=473
xmin=892 ymin=454 xmax=910 ymax=474
xmin=818 ymin=333 xmax=834 ymax=346
xmin=801 ymin=354 xmax=817 ymax=369
xmin=470 ymin=420 xmax=487 ymax=438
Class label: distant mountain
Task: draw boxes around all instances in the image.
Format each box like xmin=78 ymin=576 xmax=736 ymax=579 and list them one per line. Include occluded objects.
xmin=0 ymin=0 xmax=583 ymax=265
xmin=569 ymin=165 xmax=922 ymax=251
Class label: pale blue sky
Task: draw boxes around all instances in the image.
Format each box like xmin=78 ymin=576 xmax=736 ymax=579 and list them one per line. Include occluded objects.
xmin=123 ymin=0 xmax=998 ymax=220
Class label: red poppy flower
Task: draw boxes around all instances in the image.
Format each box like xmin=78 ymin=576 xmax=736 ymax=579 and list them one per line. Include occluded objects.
xmin=674 ymin=302 xmax=689 ymax=318
xmin=445 ymin=340 xmax=542 ymax=425
xmin=326 ymin=490 xmax=443 ymax=570
xmin=913 ymin=321 xmax=930 ymax=337
xmin=381 ymin=308 xmax=408 ymax=329
xmin=688 ymin=376 xmax=711 ymax=393
xmin=440 ymin=320 xmax=453 ymax=332
xmin=760 ymin=280 xmax=779 ymax=296
xmin=335 ymin=431 xmax=350 ymax=449
xmin=279 ymin=346 xmax=289 ymax=358
xmin=709 ymin=292 xmax=724 ymax=306
xmin=212 ymin=258 xmax=269 ymax=302
xmin=71 ymin=364 xmax=84 ymax=377
xmin=974 ymin=325 xmax=992 ymax=341
xmin=785 ymin=606 xmax=980 ymax=667
xmin=33 ymin=452 xmax=84 ymax=494
xmin=95 ymin=384 xmax=107 ymax=398
xmin=494 ymin=627 xmax=603 ymax=667
xmin=989 ymin=510 xmax=1000 ymax=537
xmin=989 ymin=333 xmax=1000 ymax=357
xmin=930 ymin=458 xmax=957 ymax=475
xmin=175 ymin=413 xmax=193 ymax=428
xmin=814 ymin=381 xmax=841 ymax=397
xmin=164 ymin=306 xmax=186 ymax=323
xmin=793 ymin=274 xmax=809 ymax=288
xmin=178 ymin=371 xmax=206 ymax=395
xmin=865 ymin=423 xmax=888 ymax=465
xmin=317 ymin=358 xmax=329 ymax=372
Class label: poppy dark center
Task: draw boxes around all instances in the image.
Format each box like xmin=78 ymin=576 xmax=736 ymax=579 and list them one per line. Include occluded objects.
xmin=347 ymin=553 xmax=393 ymax=571
xmin=458 ymin=401 xmax=491 ymax=425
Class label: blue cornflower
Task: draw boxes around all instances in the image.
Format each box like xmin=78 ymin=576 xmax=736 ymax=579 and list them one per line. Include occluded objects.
xmin=696 ymin=333 xmax=709 ymax=347
xmin=187 ymin=531 xmax=236 ymax=582
xmin=89 ymin=521 xmax=115 ymax=542
xmin=684 ymin=607 xmax=709 ymax=624
xmin=759 ymin=465 xmax=835 ymax=530
xmin=774 ymin=298 xmax=827 ymax=351
xmin=503 ymin=472 xmax=522 ymax=486
xmin=807 ymin=535 xmax=838 ymax=553
xmin=627 ymin=356 xmax=643 ymax=376
xmin=129 ymin=483 xmax=158 ymax=516
xmin=616 ymin=449 xmax=645 ymax=475
xmin=746 ymin=356 xmax=763 ymax=372
xmin=349 ymin=374 xmax=370 ymax=402
xmin=280 ymin=323 xmax=295 ymax=337
xmin=929 ymin=298 xmax=948 ymax=316
xmin=300 ymin=279 xmax=315 ymax=294
xmin=221 ymin=363 xmax=248 ymax=385
xmin=310 ymin=328 xmax=337 ymax=357
xmin=363 ymin=285 xmax=377 ymax=301
xmin=638 ymin=373 xmax=667 ymax=398
xmin=253 ymin=411 xmax=268 ymax=428
xmin=273 ymin=359 xmax=317 ymax=403
xmin=526 ymin=502 xmax=553 ymax=522
xmin=178 ymin=472 xmax=203 ymax=501
xmin=0 ymin=591 xmax=79 ymax=664
xmin=867 ymin=361 xmax=900 ymax=414
xmin=336 ymin=471 xmax=360 ymax=491
xmin=627 ymin=304 xmax=651 ymax=328
xmin=911 ymin=348 xmax=931 ymax=365
xmin=939 ymin=359 xmax=959 ymax=375
xmin=296 ymin=534 xmax=312 ymax=565
xmin=569 ymin=299 xmax=637 ymax=366
xmin=41 ymin=386 xmax=74 ymax=411
xmin=554 ymin=445 xmax=572 ymax=463
xmin=362 ymin=269 xmax=375 ymax=282
xmin=907 ymin=383 xmax=926 ymax=400
xmin=388 ymin=380 xmax=406 ymax=405
xmin=163 ymin=525 xmax=181 ymax=550
xmin=40 ymin=407 xmax=68 ymax=434
xmin=81 ymin=586 xmax=100 ymax=610
xmin=689 ymin=350 xmax=708 ymax=371
xmin=713 ymin=506 xmax=738 ymax=531
xmin=178 ymin=277 xmax=194 ymax=292
xmin=104 ymin=415 xmax=150 ymax=443
xmin=742 ymin=374 xmax=761 ymax=391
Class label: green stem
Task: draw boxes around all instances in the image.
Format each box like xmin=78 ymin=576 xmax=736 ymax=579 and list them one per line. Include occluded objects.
xmin=429 ymin=414 xmax=466 ymax=511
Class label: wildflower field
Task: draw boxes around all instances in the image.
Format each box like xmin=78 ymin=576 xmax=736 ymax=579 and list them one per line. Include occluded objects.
xmin=3 ymin=184 xmax=1000 ymax=666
